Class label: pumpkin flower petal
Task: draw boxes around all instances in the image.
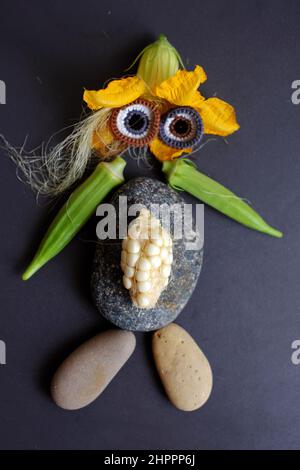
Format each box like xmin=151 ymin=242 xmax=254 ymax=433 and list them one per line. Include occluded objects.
xmin=92 ymin=124 xmax=126 ymax=158
xmin=150 ymin=138 xmax=192 ymax=161
xmin=154 ymin=65 xmax=207 ymax=106
xmin=190 ymin=90 xmax=206 ymax=108
xmin=196 ymin=97 xmax=240 ymax=136
xmin=92 ymin=125 xmax=114 ymax=151
xmin=83 ymin=76 xmax=147 ymax=110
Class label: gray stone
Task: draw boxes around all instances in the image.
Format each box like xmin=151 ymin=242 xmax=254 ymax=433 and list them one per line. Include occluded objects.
xmin=91 ymin=177 xmax=203 ymax=332
xmin=51 ymin=330 xmax=136 ymax=410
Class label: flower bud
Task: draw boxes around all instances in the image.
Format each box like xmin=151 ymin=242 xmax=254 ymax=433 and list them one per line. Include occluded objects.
xmin=137 ymin=34 xmax=183 ymax=91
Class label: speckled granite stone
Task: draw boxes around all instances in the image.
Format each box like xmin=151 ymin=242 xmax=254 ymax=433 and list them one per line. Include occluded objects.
xmin=91 ymin=177 xmax=203 ymax=332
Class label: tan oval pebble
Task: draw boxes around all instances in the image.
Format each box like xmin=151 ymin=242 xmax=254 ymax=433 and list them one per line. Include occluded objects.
xmin=51 ymin=330 xmax=136 ymax=410
xmin=152 ymin=323 xmax=213 ymax=411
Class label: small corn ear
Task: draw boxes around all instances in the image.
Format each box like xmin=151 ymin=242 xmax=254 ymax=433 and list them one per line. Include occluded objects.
xmin=121 ymin=209 xmax=173 ymax=309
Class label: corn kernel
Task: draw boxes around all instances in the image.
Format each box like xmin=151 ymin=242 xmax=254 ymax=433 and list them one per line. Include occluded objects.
xmin=123 ymin=275 xmax=132 ymax=289
xmin=160 ymin=247 xmax=169 ymax=260
xmin=145 ymin=243 xmax=160 ymax=257
xmin=124 ymin=265 xmax=135 ymax=278
xmin=126 ymin=239 xmax=140 ymax=254
xmin=135 ymin=270 xmax=150 ymax=282
xmin=150 ymin=256 xmax=161 ymax=268
xmin=161 ymin=265 xmax=171 ymax=278
xmin=126 ymin=253 xmax=139 ymax=267
xmin=137 ymin=257 xmax=151 ymax=271
xmin=136 ymin=293 xmax=150 ymax=308
xmin=137 ymin=281 xmax=152 ymax=293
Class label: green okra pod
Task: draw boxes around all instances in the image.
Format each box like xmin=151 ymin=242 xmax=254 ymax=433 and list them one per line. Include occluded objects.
xmin=22 ymin=156 xmax=126 ymax=280
xmin=162 ymin=158 xmax=282 ymax=238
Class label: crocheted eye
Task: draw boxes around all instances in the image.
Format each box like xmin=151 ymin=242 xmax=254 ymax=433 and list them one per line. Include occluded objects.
xmin=110 ymin=99 xmax=160 ymax=147
xmin=159 ymin=106 xmax=203 ymax=149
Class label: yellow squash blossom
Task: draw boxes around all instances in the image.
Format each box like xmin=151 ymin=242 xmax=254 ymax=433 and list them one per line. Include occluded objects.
xmin=83 ymin=65 xmax=239 ymax=161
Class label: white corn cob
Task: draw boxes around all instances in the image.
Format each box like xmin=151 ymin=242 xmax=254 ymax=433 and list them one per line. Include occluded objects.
xmin=121 ymin=208 xmax=173 ymax=309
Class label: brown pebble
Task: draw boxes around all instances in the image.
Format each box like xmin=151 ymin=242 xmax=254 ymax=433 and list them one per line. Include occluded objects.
xmin=152 ymin=323 xmax=213 ymax=411
xmin=51 ymin=330 xmax=136 ymax=410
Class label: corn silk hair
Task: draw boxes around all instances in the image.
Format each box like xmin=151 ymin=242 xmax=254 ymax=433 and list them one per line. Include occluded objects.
xmin=2 ymin=94 xmax=203 ymax=195
xmin=1 ymin=108 xmax=125 ymax=197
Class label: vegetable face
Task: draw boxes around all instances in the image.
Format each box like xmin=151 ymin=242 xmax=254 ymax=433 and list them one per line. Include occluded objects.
xmin=22 ymin=156 xmax=126 ymax=280
xmin=162 ymin=158 xmax=283 ymax=239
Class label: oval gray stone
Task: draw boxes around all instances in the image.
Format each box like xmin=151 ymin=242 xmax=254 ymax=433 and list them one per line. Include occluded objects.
xmin=91 ymin=177 xmax=203 ymax=332
xmin=51 ymin=330 xmax=136 ymax=410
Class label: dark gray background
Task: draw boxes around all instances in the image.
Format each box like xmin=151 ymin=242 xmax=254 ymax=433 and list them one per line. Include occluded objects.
xmin=0 ymin=0 xmax=299 ymax=450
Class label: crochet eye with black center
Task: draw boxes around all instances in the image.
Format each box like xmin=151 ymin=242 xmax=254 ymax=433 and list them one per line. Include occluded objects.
xmin=110 ymin=99 xmax=160 ymax=147
xmin=159 ymin=106 xmax=203 ymax=149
